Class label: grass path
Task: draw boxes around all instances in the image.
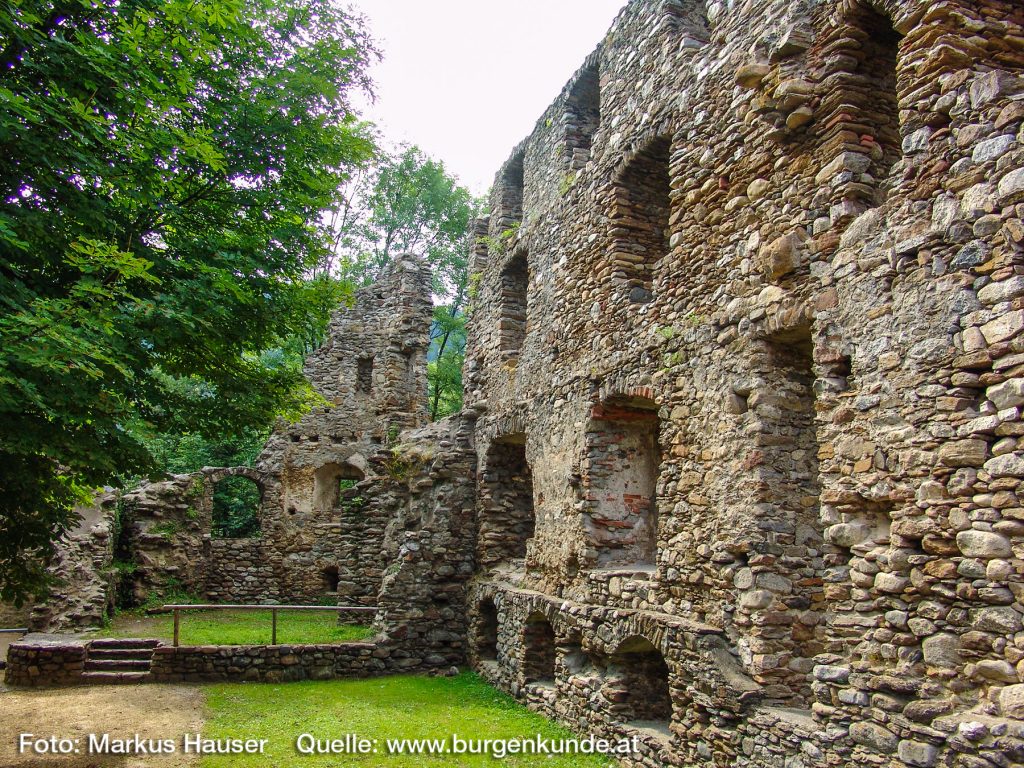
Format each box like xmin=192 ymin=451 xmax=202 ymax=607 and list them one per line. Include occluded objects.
xmin=201 ymin=673 xmax=614 ymax=767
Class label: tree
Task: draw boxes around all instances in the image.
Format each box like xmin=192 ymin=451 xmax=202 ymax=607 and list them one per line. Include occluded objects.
xmin=330 ymin=146 xmax=480 ymax=419
xmin=0 ymin=0 xmax=376 ymax=603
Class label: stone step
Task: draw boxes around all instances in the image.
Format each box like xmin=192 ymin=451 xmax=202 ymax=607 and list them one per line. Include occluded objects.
xmin=85 ymin=659 xmax=151 ymax=672
xmin=87 ymin=648 xmax=155 ymax=661
xmin=81 ymin=671 xmax=150 ymax=684
xmin=88 ymin=638 xmax=162 ymax=650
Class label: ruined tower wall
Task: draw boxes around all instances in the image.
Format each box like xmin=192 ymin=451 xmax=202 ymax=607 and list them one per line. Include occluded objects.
xmin=465 ymin=0 xmax=1024 ymax=765
xmin=107 ymin=256 xmax=435 ymax=612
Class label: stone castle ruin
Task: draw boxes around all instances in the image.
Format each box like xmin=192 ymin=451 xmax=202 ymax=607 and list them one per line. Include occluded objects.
xmin=8 ymin=0 xmax=1024 ymax=765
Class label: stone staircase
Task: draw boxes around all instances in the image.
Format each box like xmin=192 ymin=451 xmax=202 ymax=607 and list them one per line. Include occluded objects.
xmin=83 ymin=638 xmax=161 ymax=683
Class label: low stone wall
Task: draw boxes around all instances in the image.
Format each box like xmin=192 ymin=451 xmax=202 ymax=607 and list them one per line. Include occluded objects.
xmin=4 ymin=635 xmax=446 ymax=686
xmin=205 ymin=538 xmax=281 ymax=603
xmin=469 ymin=580 xmax=1024 ymax=768
xmin=3 ymin=635 xmax=87 ymax=687
xmin=149 ymin=641 xmax=385 ymax=683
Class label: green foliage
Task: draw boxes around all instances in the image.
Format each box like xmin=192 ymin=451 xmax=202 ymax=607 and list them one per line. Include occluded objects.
xmin=211 ymin=476 xmax=261 ymax=539
xmin=559 ymin=171 xmax=578 ymax=196
xmin=332 ymin=146 xmax=474 ymax=289
xmin=150 ymin=521 xmax=181 ymax=540
xmin=108 ymin=559 xmax=137 ymax=576
xmin=385 ymin=424 xmax=400 ymax=445
xmin=663 ymin=351 xmax=685 ymax=369
xmin=0 ymin=0 xmax=376 ymax=602
xmin=428 ymin=307 xmax=466 ymax=419
xmin=381 ymin=448 xmax=428 ymax=483
xmin=478 ymin=225 xmax=520 ymax=259
xmin=135 ymin=582 xmax=203 ymax=613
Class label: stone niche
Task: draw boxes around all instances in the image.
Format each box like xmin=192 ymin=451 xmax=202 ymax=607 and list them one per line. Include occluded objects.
xmin=477 ymin=433 xmax=535 ymax=570
xmin=607 ymin=136 xmax=671 ymax=305
xmin=583 ymin=395 xmax=660 ymax=568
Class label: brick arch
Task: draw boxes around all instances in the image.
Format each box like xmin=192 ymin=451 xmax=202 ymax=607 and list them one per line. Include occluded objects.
xmin=199 ymin=467 xmax=268 ymax=537
xmin=596 ymin=380 xmax=660 ymax=408
xmin=585 ymin=615 xmax=671 ymax=659
xmin=201 ymin=466 xmax=267 ymax=490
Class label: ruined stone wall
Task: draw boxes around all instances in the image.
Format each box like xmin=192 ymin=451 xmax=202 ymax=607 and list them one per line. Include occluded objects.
xmin=120 ymin=474 xmax=211 ymax=603
xmin=26 ymin=495 xmax=118 ymax=632
xmin=105 ymin=257 xmax=434 ymax=610
xmin=368 ymin=414 xmax=479 ymax=669
xmin=464 ymin=0 xmax=1024 ymax=765
xmin=245 ymin=255 xmax=434 ymax=604
xmin=0 ymin=602 xmax=31 ymax=628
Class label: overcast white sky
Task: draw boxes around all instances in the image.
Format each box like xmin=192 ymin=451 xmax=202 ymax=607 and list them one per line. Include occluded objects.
xmin=353 ymin=0 xmax=626 ymax=196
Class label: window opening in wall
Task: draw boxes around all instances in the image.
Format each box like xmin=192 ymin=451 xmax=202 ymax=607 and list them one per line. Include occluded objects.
xmin=322 ymin=565 xmax=340 ymax=593
xmin=585 ymin=396 xmax=660 ymax=567
xmin=476 ymin=599 xmax=499 ymax=661
xmin=478 ymin=433 xmax=535 ymax=569
xmin=661 ymin=0 xmax=710 ymax=41
xmin=312 ymin=462 xmax=365 ymax=513
xmin=564 ymin=61 xmax=600 ymax=168
xmin=498 ymin=251 xmax=529 ymax=359
xmin=748 ymin=326 xmax=825 ymax=705
xmin=856 ymin=5 xmax=901 ymax=182
xmin=824 ymin=2 xmax=903 ymax=206
xmin=211 ymin=476 xmax=262 ymax=539
xmin=602 ymin=636 xmax=672 ymax=728
xmin=608 ymin=136 xmax=671 ymax=304
xmin=522 ymin=613 xmax=556 ymax=685
xmin=499 ymin=151 xmax=524 ymax=227
xmin=357 ymin=357 xmax=373 ymax=393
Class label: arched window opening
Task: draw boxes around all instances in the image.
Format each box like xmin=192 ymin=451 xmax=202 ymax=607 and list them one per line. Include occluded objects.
xmin=744 ymin=326 xmax=825 ymax=706
xmin=523 ymin=614 xmax=556 ymax=685
xmin=498 ymin=251 xmax=529 ymax=358
xmin=476 ymin=599 xmax=499 ymax=661
xmin=604 ymin=636 xmax=672 ymax=728
xmin=585 ymin=396 xmax=660 ymax=567
xmin=498 ymin=151 xmax=524 ymax=227
xmin=211 ymin=476 xmax=262 ymax=539
xmin=322 ymin=565 xmax=340 ymax=593
xmin=357 ymin=356 xmax=374 ymax=393
xmin=564 ymin=61 xmax=600 ymax=168
xmin=608 ymin=136 xmax=671 ymax=304
xmin=478 ymin=434 xmax=535 ymax=569
xmin=312 ymin=462 xmax=365 ymax=513
xmin=819 ymin=2 xmax=903 ymax=215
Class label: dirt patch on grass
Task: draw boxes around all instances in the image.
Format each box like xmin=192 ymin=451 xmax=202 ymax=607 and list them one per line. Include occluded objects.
xmin=0 ymin=683 xmax=204 ymax=767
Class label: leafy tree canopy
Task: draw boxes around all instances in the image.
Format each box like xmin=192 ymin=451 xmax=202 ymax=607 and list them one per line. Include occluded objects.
xmin=0 ymin=0 xmax=376 ymax=603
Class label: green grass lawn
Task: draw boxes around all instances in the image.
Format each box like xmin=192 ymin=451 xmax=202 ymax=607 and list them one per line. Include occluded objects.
xmin=88 ymin=608 xmax=376 ymax=646
xmin=200 ymin=672 xmax=615 ymax=767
